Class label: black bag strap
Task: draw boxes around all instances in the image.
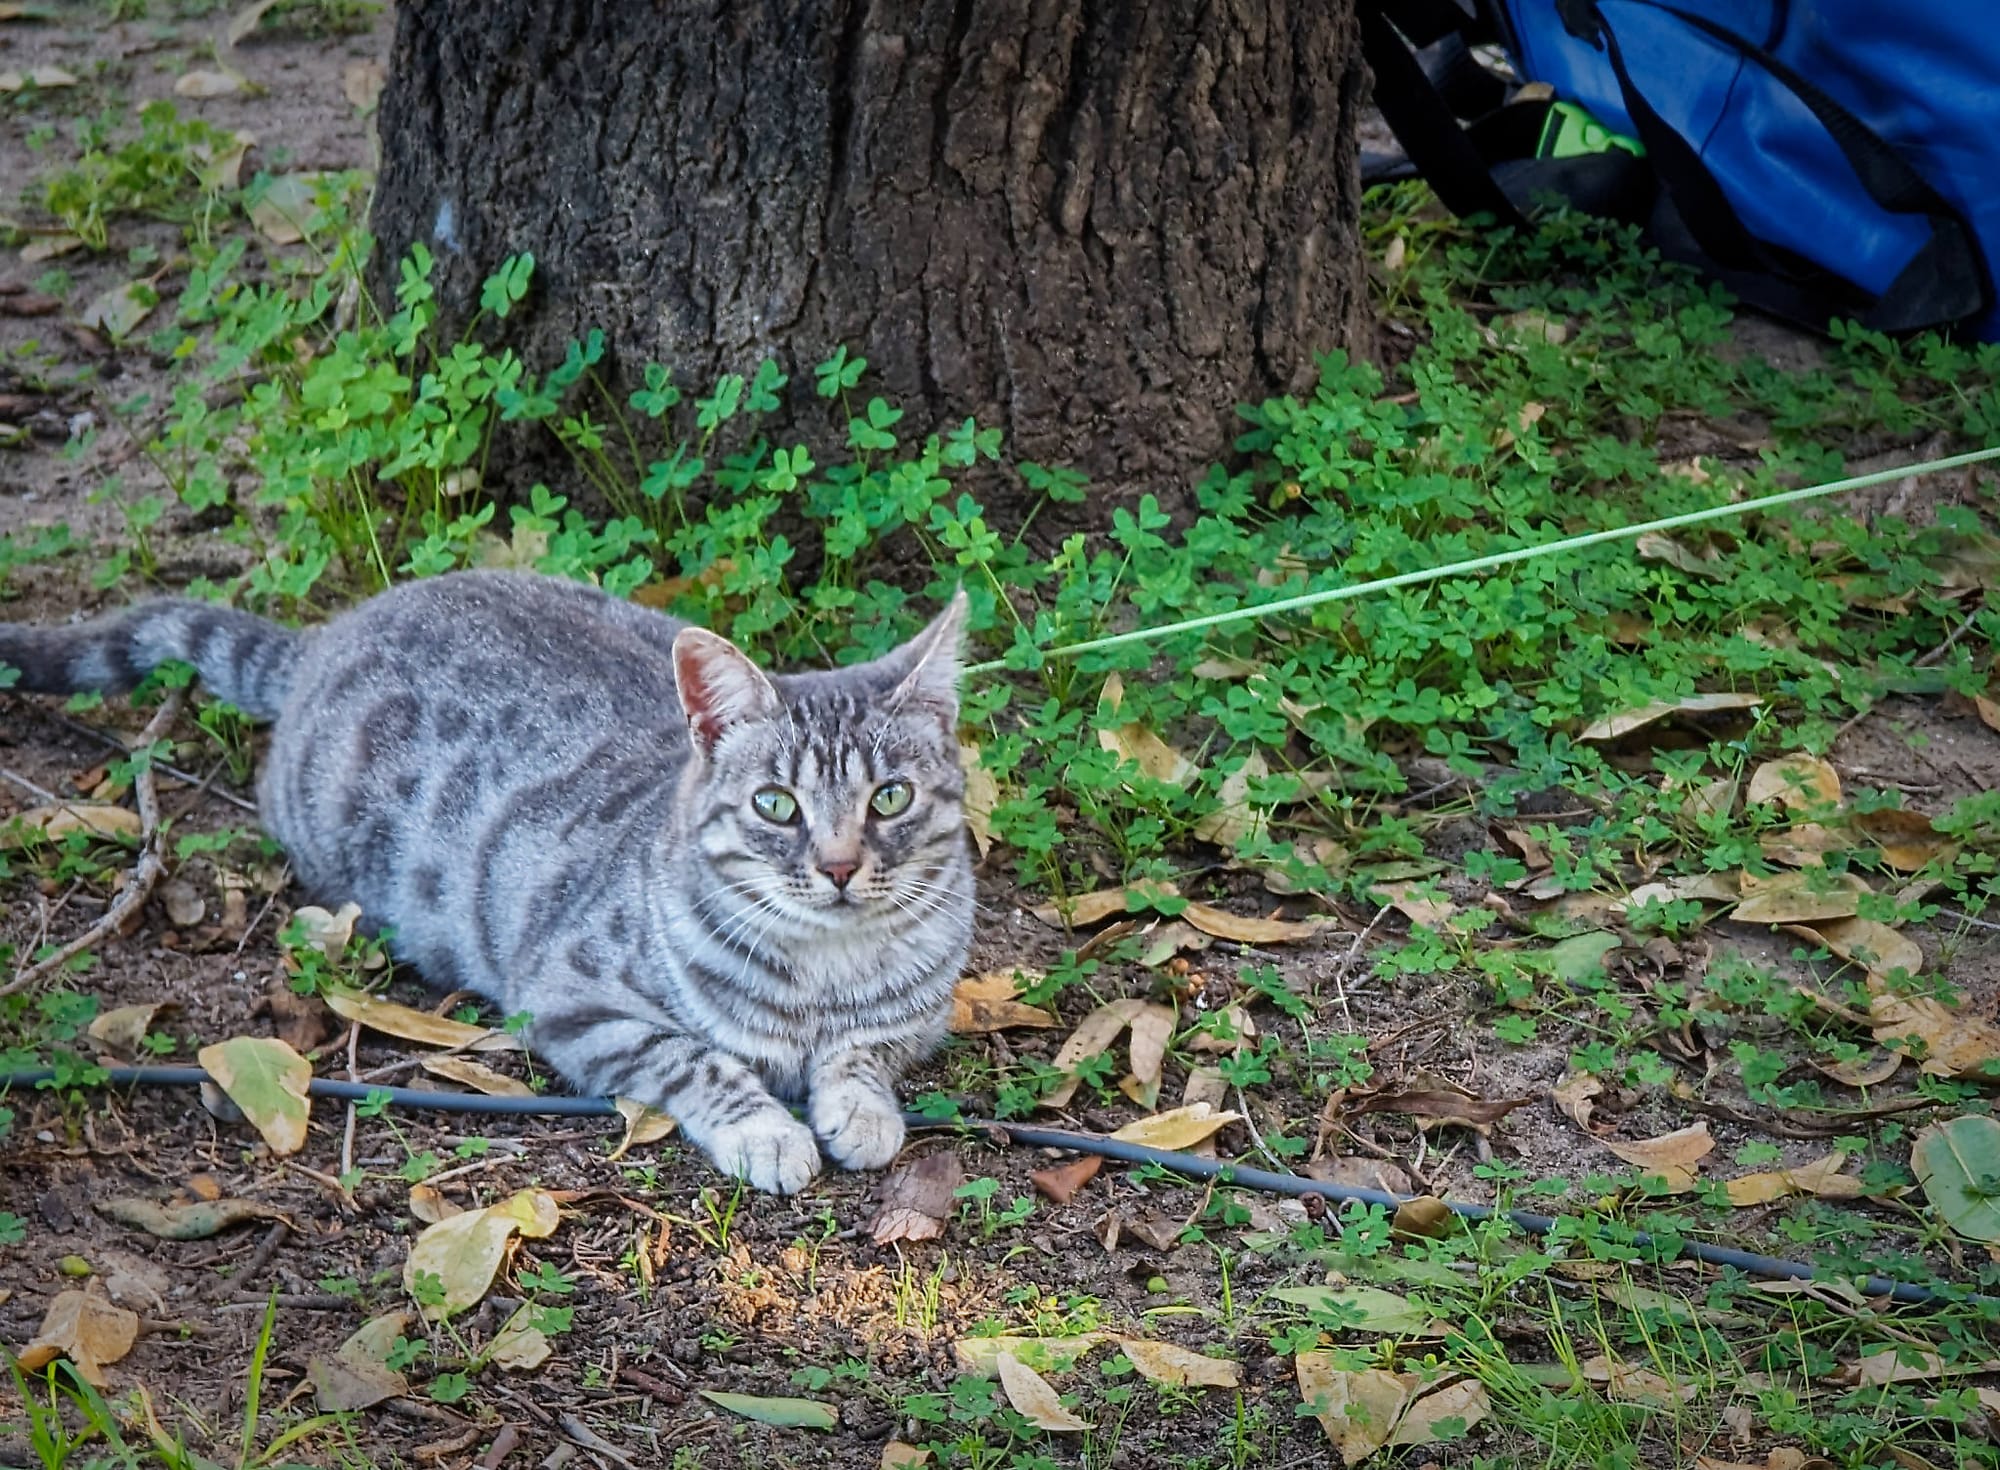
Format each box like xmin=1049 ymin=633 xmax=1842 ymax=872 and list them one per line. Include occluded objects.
xmin=1356 ymin=2 xmax=1526 ymax=228
xmin=1558 ymin=0 xmax=1991 ymax=334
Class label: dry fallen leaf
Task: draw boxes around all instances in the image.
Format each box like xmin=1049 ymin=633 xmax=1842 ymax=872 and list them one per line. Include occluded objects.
xmin=1600 ymin=1121 xmax=1713 ymax=1192
xmin=342 ymin=58 xmax=385 ymax=110
xmin=15 ymin=1290 xmax=139 ymax=1386
xmin=1127 ymin=1002 xmax=1174 ymax=1094
xmin=1350 ymin=1077 xmax=1531 ymax=1133
xmin=322 ymin=987 xmax=521 ymax=1052
xmin=958 ymin=740 xmax=998 ymax=858
xmin=88 ymin=1001 xmax=167 ymax=1057
xmin=1733 ymin=870 xmax=1871 ymax=926
xmin=309 ymin=1311 xmax=409 ymax=1410
xmin=420 ymin=1055 xmax=532 ymax=1097
xmin=174 ymin=67 xmax=245 ymax=97
xmin=1550 ymin=1071 xmax=1603 ymax=1131
xmin=1808 ymin=1048 xmax=1903 ymax=1088
xmin=248 ymin=172 xmax=328 ymax=244
xmin=1118 ymin=1338 xmax=1240 ymax=1389
xmin=1746 ymin=754 xmax=1841 ymax=813
xmin=881 ymin=1444 xmax=932 ymax=1469
xmin=80 ymin=280 xmax=158 ymax=341
xmin=1109 ymin=1102 xmax=1241 ymax=1151
xmin=996 ymin=1351 xmax=1086 ymax=1432
xmin=1850 ymin=807 xmax=1949 ymax=871
xmin=488 ymin=1311 xmax=553 ymax=1371
xmin=290 ymin=901 xmax=361 ymax=954
xmin=1 ymin=801 xmax=140 ymax=847
xmin=1725 ymin=1151 xmax=1867 ymax=1207
xmin=1040 ymin=999 xmax=1151 ymax=1109
xmin=96 ymin=1194 xmax=281 ymax=1241
xmin=407 ymin=1183 xmax=458 ymax=1225
xmin=1790 ymin=916 xmax=1921 ymax=979
xmin=197 ymin=1035 xmax=312 ymax=1155
xmin=1868 ymin=973 xmax=2000 ymax=1080
xmin=1180 ymin=901 xmax=1328 ymax=944
xmin=1580 ymin=692 xmax=1763 ymax=742
xmin=1369 ymin=880 xmax=1454 ymax=928
xmin=1295 ymin=1355 xmax=1409 ymax=1464
xmin=1032 ymin=882 xmax=1179 ymax=928
xmin=1098 ymin=673 xmax=1199 ymax=788
xmin=607 ymin=1097 xmax=676 ymax=1162
xmin=403 ymin=1189 xmax=560 ymax=1319
xmin=869 ymin=1152 xmax=963 ymax=1245
xmin=950 ymin=970 xmax=1057 ymax=1034
xmin=1030 ymin=1154 xmax=1103 ymax=1204
xmin=1193 ymin=749 xmax=1271 ymax=850
xmin=1578 ymin=1353 xmax=1696 ymax=1405
xmin=0 ymin=65 xmax=78 ymax=91
xmin=952 ymin=1335 xmax=1105 ymax=1374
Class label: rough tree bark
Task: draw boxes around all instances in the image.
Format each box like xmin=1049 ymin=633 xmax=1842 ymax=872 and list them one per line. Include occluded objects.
xmin=371 ymin=0 xmax=1368 ymax=520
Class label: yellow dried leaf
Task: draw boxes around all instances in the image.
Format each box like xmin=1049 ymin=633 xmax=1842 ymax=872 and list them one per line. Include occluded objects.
xmin=1790 ymin=916 xmax=1921 ymax=978
xmin=1580 ymin=692 xmax=1763 ymax=742
xmin=15 ymin=1291 xmax=139 ymax=1386
xmin=0 ymin=801 xmax=141 ymax=848
xmin=1759 ymin=823 xmax=1850 ymax=867
xmin=88 ymin=1001 xmax=166 ymax=1057
xmin=952 ymin=1335 xmax=1104 ymax=1374
xmin=403 ymin=1189 xmax=559 ymax=1319
xmin=1295 ymin=1354 xmax=1410 ymax=1465
xmin=408 ymin=1183 xmax=458 ymax=1225
xmin=174 ymin=67 xmax=244 ymax=97
xmin=1040 ymin=999 xmax=1150 ymax=1109
xmin=1747 ymin=754 xmax=1842 ymax=812
xmin=1118 ymin=1338 xmax=1240 ymax=1389
xmin=0 ymin=65 xmax=77 ymax=91
xmin=1849 ymin=807 xmax=1950 ymax=872
xmin=1868 ymin=974 xmax=2000 ymax=1080
xmin=1733 ymin=870 xmax=1871 ymax=925
xmin=322 ymin=987 xmax=521 ymax=1052
xmin=1099 ymin=674 xmax=1197 ymax=788
xmin=1725 ymin=1152 xmax=1867 ymax=1206
xmin=419 ymin=1055 xmax=532 ymax=1097
xmin=1181 ymin=902 xmax=1327 ymax=943
xmin=995 ymin=1351 xmax=1086 ymax=1431
xmin=958 ymin=741 xmax=998 ymax=858
xmin=1601 ymin=1121 xmax=1712 ymax=1192
xmin=1388 ymin=1374 xmax=1491 ymax=1447
xmin=950 ymin=971 xmax=1057 ymax=1034
xmin=607 ymin=1098 xmax=676 ymax=1162
xmin=488 ymin=1313 xmax=552 ymax=1371
xmin=197 ymin=1036 xmax=311 ymax=1155
xmin=1109 ymin=1102 xmax=1241 ymax=1151
xmin=1032 ymin=883 xmax=1180 ymax=928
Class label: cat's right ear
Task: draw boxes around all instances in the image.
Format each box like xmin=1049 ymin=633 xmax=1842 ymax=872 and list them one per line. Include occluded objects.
xmin=672 ymin=628 xmax=781 ymax=754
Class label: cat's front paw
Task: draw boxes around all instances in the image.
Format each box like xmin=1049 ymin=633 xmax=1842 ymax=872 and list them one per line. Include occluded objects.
xmin=702 ymin=1110 xmax=821 ymax=1195
xmin=811 ymin=1082 xmax=906 ymax=1172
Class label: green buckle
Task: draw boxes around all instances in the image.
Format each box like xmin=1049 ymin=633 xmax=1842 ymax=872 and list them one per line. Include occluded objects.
xmin=1537 ymin=99 xmax=1645 ymax=159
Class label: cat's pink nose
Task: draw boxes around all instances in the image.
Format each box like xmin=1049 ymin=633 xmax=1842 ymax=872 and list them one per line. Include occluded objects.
xmin=819 ymin=859 xmax=858 ymax=889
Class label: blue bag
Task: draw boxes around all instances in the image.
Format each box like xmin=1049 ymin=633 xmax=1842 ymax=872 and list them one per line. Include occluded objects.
xmin=1359 ymin=0 xmax=1999 ymax=339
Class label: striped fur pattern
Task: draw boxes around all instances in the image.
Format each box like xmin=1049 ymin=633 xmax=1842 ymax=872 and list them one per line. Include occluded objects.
xmin=3 ymin=572 xmax=974 ymax=1193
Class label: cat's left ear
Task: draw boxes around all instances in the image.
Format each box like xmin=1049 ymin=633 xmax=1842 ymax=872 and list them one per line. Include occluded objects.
xmin=884 ymin=589 xmax=968 ymax=734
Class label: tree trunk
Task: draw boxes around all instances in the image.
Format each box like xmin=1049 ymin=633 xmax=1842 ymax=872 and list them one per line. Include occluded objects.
xmin=371 ymin=0 xmax=1368 ymax=522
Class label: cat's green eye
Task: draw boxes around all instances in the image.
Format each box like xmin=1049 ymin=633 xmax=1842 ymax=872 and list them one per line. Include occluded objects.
xmin=869 ymin=780 xmax=914 ymax=818
xmin=752 ymin=787 xmax=799 ymax=825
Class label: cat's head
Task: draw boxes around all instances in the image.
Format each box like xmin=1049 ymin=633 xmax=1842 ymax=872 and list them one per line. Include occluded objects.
xmin=670 ymin=593 xmax=971 ymax=930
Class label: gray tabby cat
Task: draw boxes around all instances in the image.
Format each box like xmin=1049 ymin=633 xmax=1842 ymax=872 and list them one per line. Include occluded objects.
xmin=0 ymin=572 xmax=975 ymax=1193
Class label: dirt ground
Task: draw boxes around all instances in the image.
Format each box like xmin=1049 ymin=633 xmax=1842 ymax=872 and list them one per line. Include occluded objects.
xmin=6 ymin=7 xmax=2000 ymax=1470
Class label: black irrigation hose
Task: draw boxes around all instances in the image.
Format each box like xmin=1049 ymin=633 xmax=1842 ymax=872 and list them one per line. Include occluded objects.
xmin=4 ymin=1067 xmax=1977 ymax=1308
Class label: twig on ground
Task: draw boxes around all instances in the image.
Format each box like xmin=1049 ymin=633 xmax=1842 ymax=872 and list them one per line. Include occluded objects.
xmin=210 ymin=1220 xmax=290 ymax=1302
xmin=1915 ymin=608 xmax=1981 ymax=667
xmin=2 ymin=691 xmax=185 ymax=998
xmin=51 ymin=709 xmax=258 ymax=814
xmin=341 ymin=1020 xmax=361 ymax=1183
xmin=0 ymin=766 xmax=63 ymax=804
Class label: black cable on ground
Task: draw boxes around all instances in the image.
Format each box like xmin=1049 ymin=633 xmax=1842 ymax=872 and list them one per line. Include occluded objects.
xmin=3 ymin=1066 xmax=1974 ymax=1308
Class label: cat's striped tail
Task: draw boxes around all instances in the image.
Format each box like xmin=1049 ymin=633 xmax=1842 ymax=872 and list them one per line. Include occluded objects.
xmin=0 ymin=601 xmax=304 ymax=720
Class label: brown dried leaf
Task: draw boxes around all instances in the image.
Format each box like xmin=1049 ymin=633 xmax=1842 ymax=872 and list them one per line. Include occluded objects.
xmin=1868 ymin=973 xmax=2000 ymax=1080
xmin=407 ymin=1183 xmax=458 ymax=1225
xmin=15 ymin=1291 xmax=139 ymax=1386
xmin=1733 ymin=871 xmax=1871 ymax=926
xmin=958 ymin=741 xmax=997 ymax=858
xmin=1577 ymin=1354 xmax=1696 ymax=1405
xmin=1350 ymin=1078 xmax=1531 ymax=1132
xmin=1725 ymin=1151 xmax=1866 ymax=1207
xmin=1128 ymin=1003 xmax=1174 ymax=1091
xmin=322 ymin=987 xmax=521 ymax=1052
xmin=1368 ymin=880 xmax=1454 ymax=928
xmin=1032 ymin=882 xmax=1179 ymax=929
xmin=881 ymin=1445 xmax=932 ymax=1469
xmin=950 ymin=971 xmax=1057 ymax=1034
xmin=174 ymin=67 xmax=245 ymax=97
xmin=95 ymin=1194 xmax=280 ymax=1241
xmin=1808 ymin=1048 xmax=1902 ymax=1088
xmin=341 ymin=58 xmax=385 ymax=110
xmin=488 ymin=1314 xmax=552 ymax=1371
xmin=1118 ymin=1338 xmax=1240 ymax=1389
xmin=420 ymin=1055 xmax=532 ymax=1097
xmin=1551 ymin=1071 xmax=1603 ymax=1131
xmin=1193 ymin=750 xmax=1270 ymax=850
xmin=1759 ymin=823 xmax=1851 ymax=867
xmin=1601 ymin=1121 xmax=1713 ymax=1192
xmin=606 ymin=1097 xmax=676 ymax=1162
xmin=1181 ymin=902 xmax=1328 ymax=944
xmin=88 ymin=1001 xmax=166 ymax=1057
xmin=1295 ymin=1355 xmax=1410 ymax=1465
xmin=870 ymin=1152 xmax=963 ymax=1245
xmin=1182 ymin=1064 xmax=1228 ymax=1112
xmin=309 ymin=1311 xmax=410 ymax=1410
xmin=1580 ymin=692 xmax=1763 ymax=742
xmin=1389 ymin=1375 xmax=1491 ymax=1447
xmin=1098 ymin=673 xmax=1198 ymax=788
xmin=0 ymin=801 xmax=140 ymax=848
xmin=1030 ymin=1155 xmax=1102 ymax=1204
xmin=995 ymin=1351 xmax=1085 ymax=1432
xmin=0 ymin=65 xmax=78 ymax=91
xmin=1790 ymin=916 xmax=1922 ymax=978
xmin=1391 ymin=1196 xmax=1454 ymax=1239
xmin=1747 ymin=754 xmax=1842 ymax=812
xmin=1040 ymin=998 xmax=1150 ymax=1109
